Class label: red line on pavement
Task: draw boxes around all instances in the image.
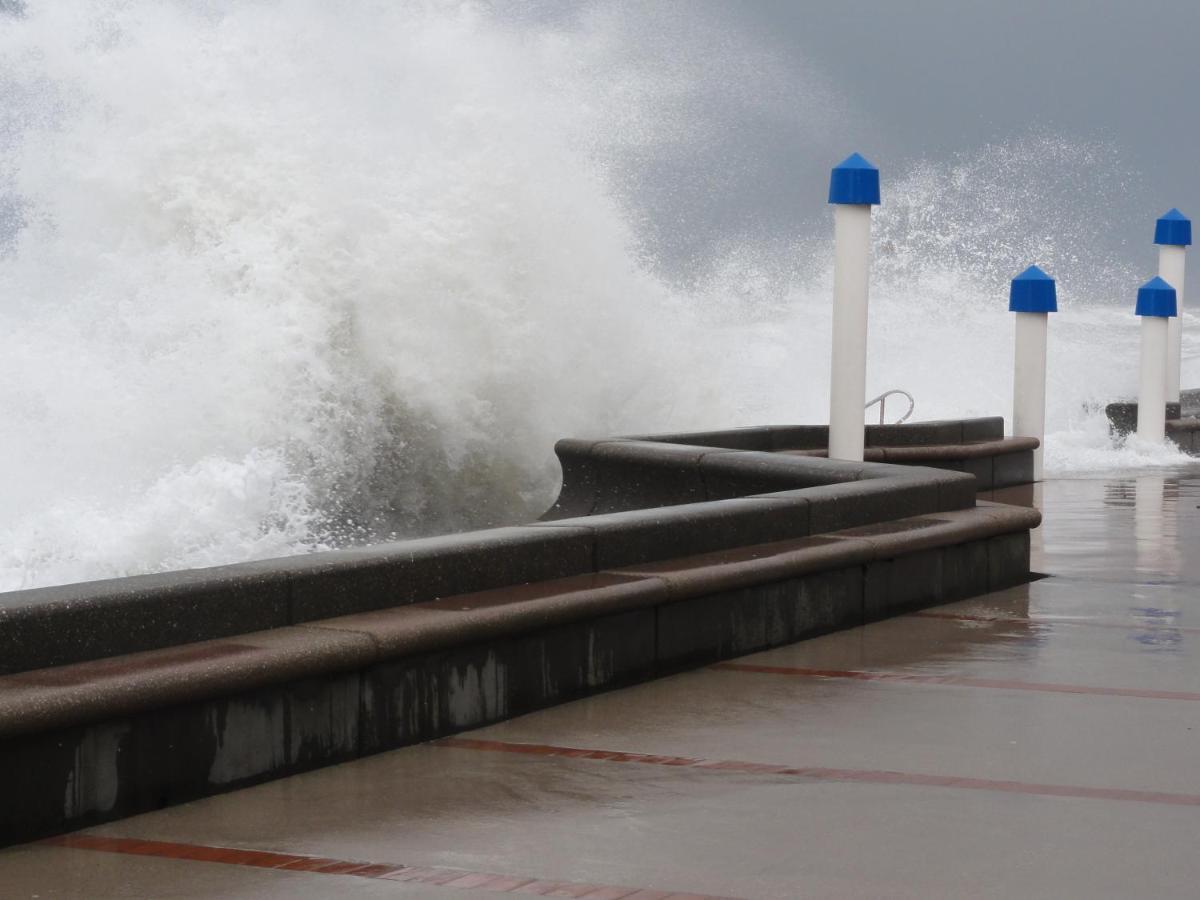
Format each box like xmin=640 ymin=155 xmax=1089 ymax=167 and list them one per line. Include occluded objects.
xmin=437 ymin=737 xmax=1200 ymax=808
xmin=42 ymin=833 xmax=732 ymax=899
xmin=710 ymin=662 xmax=1200 ymax=701
xmin=908 ymin=610 xmax=1200 ymax=633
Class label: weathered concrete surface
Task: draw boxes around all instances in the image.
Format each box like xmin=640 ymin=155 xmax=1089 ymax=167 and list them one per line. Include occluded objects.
xmin=6 ymin=472 xmax=1196 ymax=898
xmin=0 ymin=503 xmax=1035 ymax=846
xmin=545 ymin=419 xmax=1031 ymax=519
xmin=2 ymin=435 xmax=985 ymax=676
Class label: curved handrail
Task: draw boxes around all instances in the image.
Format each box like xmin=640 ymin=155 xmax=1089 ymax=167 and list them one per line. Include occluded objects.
xmin=865 ymin=389 xmax=915 ymax=425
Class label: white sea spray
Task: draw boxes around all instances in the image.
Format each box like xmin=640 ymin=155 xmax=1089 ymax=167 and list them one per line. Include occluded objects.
xmin=0 ymin=1 xmax=1193 ymax=591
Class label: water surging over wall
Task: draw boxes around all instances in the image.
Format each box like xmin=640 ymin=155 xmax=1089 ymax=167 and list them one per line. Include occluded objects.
xmin=0 ymin=2 xmax=1189 ymax=591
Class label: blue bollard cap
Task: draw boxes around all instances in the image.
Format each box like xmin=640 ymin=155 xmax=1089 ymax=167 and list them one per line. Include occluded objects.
xmin=828 ymin=153 xmax=881 ymax=205
xmin=1135 ymin=276 xmax=1177 ymax=317
xmin=1009 ymin=265 xmax=1058 ymax=313
xmin=1154 ymin=208 xmax=1192 ymax=246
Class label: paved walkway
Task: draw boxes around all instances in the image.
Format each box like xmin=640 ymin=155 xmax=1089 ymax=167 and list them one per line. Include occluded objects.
xmin=4 ymin=472 xmax=1200 ymax=898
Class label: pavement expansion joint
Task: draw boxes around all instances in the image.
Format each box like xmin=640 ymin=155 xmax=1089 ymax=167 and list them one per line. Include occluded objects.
xmin=709 ymin=662 xmax=1200 ymax=701
xmin=42 ymin=833 xmax=737 ymax=899
xmin=435 ymin=738 xmax=1200 ymax=808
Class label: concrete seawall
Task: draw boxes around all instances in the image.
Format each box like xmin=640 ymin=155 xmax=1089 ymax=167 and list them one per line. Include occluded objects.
xmin=0 ymin=417 xmax=1040 ymax=846
xmin=1106 ymin=387 xmax=1200 ymax=450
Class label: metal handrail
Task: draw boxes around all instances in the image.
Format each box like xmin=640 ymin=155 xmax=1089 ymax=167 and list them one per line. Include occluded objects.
xmin=865 ymin=389 xmax=914 ymax=425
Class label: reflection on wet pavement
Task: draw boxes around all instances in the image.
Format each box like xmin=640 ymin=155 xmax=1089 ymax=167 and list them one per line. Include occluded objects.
xmin=5 ymin=470 xmax=1200 ymax=898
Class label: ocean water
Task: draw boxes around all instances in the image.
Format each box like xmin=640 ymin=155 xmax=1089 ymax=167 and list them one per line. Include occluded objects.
xmin=0 ymin=1 xmax=1194 ymax=592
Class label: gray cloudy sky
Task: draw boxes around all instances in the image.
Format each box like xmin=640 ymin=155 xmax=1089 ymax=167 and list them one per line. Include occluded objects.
xmin=524 ymin=0 xmax=1200 ymax=271
xmin=744 ymin=0 xmax=1198 ymax=195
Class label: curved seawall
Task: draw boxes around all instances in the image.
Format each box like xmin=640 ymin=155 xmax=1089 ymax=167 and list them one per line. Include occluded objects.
xmin=0 ymin=418 xmax=1038 ymax=845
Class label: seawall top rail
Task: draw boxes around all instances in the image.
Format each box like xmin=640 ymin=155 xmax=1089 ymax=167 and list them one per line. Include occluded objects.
xmin=0 ymin=417 xmax=1033 ymax=677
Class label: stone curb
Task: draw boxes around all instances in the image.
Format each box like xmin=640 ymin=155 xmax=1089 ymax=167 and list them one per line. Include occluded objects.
xmin=0 ymin=503 xmax=1038 ymax=741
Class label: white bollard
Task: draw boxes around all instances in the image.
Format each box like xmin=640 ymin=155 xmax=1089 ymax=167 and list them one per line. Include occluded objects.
xmin=1136 ymin=277 xmax=1178 ymax=443
xmin=1009 ymin=265 xmax=1057 ymax=481
xmin=827 ymin=152 xmax=880 ymax=462
xmin=1155 ymin=209 xmax=1191 ymax=405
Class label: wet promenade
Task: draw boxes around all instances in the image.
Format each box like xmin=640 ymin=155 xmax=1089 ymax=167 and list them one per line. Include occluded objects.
xmin=4 ymin=471 xmax=1200 ymax=898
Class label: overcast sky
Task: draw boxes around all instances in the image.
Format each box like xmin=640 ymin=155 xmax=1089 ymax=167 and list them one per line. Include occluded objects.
xmin=743 ymin=0 xmax=1199 ymax=201
xmin=517 ymin=0 xmax=1200 ymax=271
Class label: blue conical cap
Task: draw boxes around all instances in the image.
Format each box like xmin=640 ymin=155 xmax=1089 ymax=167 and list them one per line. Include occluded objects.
xmin=1155 ymin=208 xmax=1191 ymax=246
xmin=1009 ymin=265 xmax=1057 ymax=313
xmin=828 ymin=153 xmax=881 ymax=205
xmin=835 ymin=152 xmax=876 ymax=170
xmin=1135 ymin=275 xmax=1178 ymax=317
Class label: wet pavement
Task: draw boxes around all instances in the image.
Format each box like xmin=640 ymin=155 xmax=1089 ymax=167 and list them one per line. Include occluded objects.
xmin=5 ymin=472 xmax=1200 ymax=898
